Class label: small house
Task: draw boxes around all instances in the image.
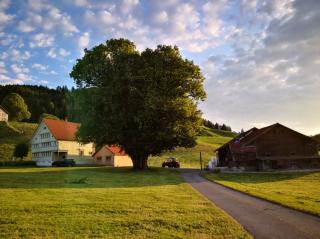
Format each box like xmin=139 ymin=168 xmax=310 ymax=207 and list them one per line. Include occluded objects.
xmin=0 ymin=105 xmax=8 ymax=122
xmin=216 ymin=123 xmax=320 ymax=171
xmin=93 ymin=145 xmax=133 ymax=167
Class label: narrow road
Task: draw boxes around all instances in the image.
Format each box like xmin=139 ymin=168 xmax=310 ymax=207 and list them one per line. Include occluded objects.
xmin=179 ymin=169 xmax=320 ymax=239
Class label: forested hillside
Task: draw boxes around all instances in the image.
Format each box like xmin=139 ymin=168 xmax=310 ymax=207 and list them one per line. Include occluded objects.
xmin=0 ymin=85 xmax=68 ymax=122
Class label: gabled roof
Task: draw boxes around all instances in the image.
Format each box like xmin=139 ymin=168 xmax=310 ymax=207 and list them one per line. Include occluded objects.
xmin=0 ymin=105 xmax=9 ymax=114
xmin=93 ymin=145 xmax=127 ymax=156
xmin=43 ymin=118 xmax=80 ymax=141
xmin=216 ymin=123 xmax=316 ymax=153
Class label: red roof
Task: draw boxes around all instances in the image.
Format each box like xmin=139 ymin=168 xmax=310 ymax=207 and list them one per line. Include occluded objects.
xmin=93 ymin=145 xmax=127 ymax=156
xmin=43 ymin=118 xmax=80 ymax=141
xmin=0 ymin=105 xmax=9 ymax=114
xmin=105 ymin=145 xmax=127 ymax=156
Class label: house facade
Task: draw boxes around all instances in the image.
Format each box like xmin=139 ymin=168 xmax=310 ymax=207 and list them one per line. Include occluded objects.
xmin=31 ymin=118 xmax=95 ymax=166
xmin=216 ymin=123 xmax=320 ymax=171
xmin=0 ymin=105 xmax=8 ymax=122
xmin=93 ymin=145 xmax=133 ymax=167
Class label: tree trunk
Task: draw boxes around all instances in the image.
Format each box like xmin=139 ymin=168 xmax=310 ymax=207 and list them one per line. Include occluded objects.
xmin=132 ymin=155 xmax=148 ymax=170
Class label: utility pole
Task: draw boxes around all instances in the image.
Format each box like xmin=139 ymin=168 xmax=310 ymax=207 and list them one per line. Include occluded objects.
xmin=200 ymin=152 xmax=202 ymax=171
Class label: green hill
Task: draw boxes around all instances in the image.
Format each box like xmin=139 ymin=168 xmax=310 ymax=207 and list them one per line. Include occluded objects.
xmin=0 ymin=121 xmax=37 ymax=161
xmin=148 ymin=127 xmax=235 ymax=168
xmin=0 ymin=122 xmax=235 ymax=168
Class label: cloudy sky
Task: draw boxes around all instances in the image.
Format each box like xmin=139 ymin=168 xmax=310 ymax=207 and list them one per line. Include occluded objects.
xmin=0 ymin=0 xmax=319 ymax=134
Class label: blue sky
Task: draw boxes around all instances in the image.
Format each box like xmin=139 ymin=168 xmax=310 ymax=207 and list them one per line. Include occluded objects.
xmin=0 ymin=0 xmax=320 ymax=134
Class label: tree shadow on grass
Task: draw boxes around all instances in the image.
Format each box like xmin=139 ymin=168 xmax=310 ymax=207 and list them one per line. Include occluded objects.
xmin=0 ymin=166 xmax=184 ymax=189
xmin=208 ymin=171 xmax=320 ymax=184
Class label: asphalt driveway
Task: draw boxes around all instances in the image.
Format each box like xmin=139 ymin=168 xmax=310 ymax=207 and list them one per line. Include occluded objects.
xmin=179 ymin=169 xmax=320 ymax=239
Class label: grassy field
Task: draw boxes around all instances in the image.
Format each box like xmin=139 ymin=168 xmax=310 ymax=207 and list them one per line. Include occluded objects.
xmin=0 ymin=122 xmax=234 ymax=168
xmin=204 ymin=171 xmax=320 ymax=216
xmin=0 ymin=121 xmax=37 ymax=161
xmin=148 ymin=127 xmax=233 ymax=168
xmin=0 ymin=167 xmax=250 ymax=238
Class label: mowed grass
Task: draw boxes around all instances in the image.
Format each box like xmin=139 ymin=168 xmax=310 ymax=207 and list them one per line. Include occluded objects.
xmin=0 ymin=122 xmax=37 ymax=161
xmin=148 ymin=127 xmax=233 ymax=169
xmin=204 ymin=171 xmax=320 ymax=216
xmin=0 ymin=167 xmax=250 ymax=239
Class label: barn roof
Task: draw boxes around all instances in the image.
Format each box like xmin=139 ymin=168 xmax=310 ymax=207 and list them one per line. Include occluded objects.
xmin=43 ymin=118 xmax=80 ymax=141
xmin=0 ymin=105 xmax=9 ymax=114
xmin=93 ymin=145 xmax=127 ymax=156
xmin=215 ymin=123 xmax=316 ymax=153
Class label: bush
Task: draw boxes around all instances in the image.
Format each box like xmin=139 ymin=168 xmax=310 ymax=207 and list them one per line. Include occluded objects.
xmin=212 ymin=168 xmax=221 ymax=174
xmin=0 ymin=161 xmax=36 ymax=167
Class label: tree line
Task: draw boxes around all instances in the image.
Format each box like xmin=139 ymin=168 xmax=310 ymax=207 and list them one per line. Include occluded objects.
xmin=202 ymin=119 xmax=232 ymax=132
xmin=0 ymin=85 xmax=68 ymax=122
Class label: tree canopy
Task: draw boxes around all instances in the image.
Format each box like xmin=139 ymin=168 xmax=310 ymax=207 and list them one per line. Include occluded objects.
xmin=1 ymin=93 xmax=31 ymax=121
xmin=70 ymin=38 xmax=206 ymax=169
xmin=14 ymin=142 xmax=29 ymax=160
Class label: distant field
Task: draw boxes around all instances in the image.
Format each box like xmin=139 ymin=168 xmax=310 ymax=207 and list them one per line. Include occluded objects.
xmin=149 ymin=127 xmax=233 ymax=168
xmin=0 ymin=122 xmax=37 ymax=161
xmin=0 ymin=167 xmax=250 ymax=238
xmin=204 ymin=171 xmax=320 ymax=216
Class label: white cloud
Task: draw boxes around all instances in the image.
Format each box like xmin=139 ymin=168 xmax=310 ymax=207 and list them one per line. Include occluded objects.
xmin=32 ymin=63 xmax=57 ymax=75
xmin=0 ymin=49 xmax=31 ymax=62
xmin=29 ymin=33 xmax=54 ymax=48
xmin=153 ymin=11 xmax=168 ymax=24
xmin=201 ymin=0 xmax=320 ymax=135
xmin=0 ymin=61 xmax=7 ymax=74
xmin=78 ymin=32 xmax=89 ymax=54
xmin=47 ymin=48 xmax=57 ymax=58
xmin=32 ymin=63 xmax=47 ymax=71
xmin=0 ymin=0 xmax=14 ymax=29
xmin=73 ymin=0 xmax=89 ymax=7
xmin=59 ymin=48 xmax=70 ymax=57
xmin=17 ymin=14 xmax=42 ymax=32
xmin=11 ymin=64 xmax=29 ymax=74
xmin=20 ymin=0 xmax=79 ymax=36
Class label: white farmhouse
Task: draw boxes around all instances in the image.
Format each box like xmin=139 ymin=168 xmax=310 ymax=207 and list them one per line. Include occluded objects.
xmin=31 ymin=118 xmax=95 ymax=166
xmin=0 ymin=105 xmax=9 ymax=122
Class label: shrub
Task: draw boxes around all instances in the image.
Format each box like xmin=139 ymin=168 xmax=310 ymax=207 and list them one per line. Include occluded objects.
xmin=0 ymin=161 xmax=36 ymax=167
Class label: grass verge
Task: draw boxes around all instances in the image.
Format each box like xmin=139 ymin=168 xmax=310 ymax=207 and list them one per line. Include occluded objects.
xmin=0 ymin=167 xmax=250 ymax=238
xmin=204 ymin=171 xmax=320 ymax=216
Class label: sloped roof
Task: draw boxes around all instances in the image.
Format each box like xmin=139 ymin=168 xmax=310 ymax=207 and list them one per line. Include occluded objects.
xmin=0 ymin=105 xmax=9 ymax=114
xmin=43 ymin=118 xmax=80 ymax=141
xmin=216 ymin=123 xmax=316 ymax=153
xmin=93 ymin=145 xmax=127 ymax=156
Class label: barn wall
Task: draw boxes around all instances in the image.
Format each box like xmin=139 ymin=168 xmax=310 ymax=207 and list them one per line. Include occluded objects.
xmin=254 ymin=125 xmax=318 ymax=157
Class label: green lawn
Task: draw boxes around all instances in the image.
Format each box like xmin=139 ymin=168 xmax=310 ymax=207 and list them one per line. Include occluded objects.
xmin=0 ymin=167 xmax=250 ymax=238
xmin=0 ymin=121 xmax=38 ymax=161
xmin=204 ymin=171 xmax=320 ymax=216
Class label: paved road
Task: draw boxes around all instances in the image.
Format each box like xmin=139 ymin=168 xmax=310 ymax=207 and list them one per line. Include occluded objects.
xmin=179 ymin=169 xmax=320 ymax=239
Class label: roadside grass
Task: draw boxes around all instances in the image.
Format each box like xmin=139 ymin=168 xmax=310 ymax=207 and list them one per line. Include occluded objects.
xmin=0 ymin=167 xmax=250 ymax=239
xmin=0 ymin=121 xmax=37 ymax=161
xmin=204 ymin=171 xmax=320 ymax=216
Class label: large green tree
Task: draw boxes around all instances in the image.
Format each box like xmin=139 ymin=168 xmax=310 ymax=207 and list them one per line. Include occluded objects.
xmin=70 ymin=39 xmax=206 ymax=169
xmin=1 ymin=93 xmax=31 ymax=121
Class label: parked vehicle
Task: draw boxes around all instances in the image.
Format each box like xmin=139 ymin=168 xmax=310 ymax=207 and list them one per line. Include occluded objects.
xmin=52 ymin=159 xmax=76 ymax=167
xmin=162 ymin=157 xmax=180 ymax=168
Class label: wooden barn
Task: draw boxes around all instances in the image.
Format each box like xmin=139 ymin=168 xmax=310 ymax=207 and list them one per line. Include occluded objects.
xmin=216 ymin=123 xmax=320 ymax=171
